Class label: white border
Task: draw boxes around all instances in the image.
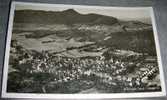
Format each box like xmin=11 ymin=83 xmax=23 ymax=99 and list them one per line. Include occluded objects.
xmin=1 ymin=1 xmax=166 ymax=99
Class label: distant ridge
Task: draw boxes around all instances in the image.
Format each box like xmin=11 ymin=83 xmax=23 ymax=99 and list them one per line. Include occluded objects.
xmin=14 ymin=9 xmax=118 ymax=25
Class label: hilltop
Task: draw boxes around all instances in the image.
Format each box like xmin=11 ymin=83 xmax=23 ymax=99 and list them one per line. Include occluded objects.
xmin=14 ymin=9 xmax=118 ymax=25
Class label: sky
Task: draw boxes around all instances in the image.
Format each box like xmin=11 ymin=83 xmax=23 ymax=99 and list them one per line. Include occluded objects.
xmin=14 ymin=2 xmax=153 ymax=24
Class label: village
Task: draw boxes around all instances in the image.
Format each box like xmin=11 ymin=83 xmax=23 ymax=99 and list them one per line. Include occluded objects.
xmin=7 ymin=40 xmax=161 ymax=93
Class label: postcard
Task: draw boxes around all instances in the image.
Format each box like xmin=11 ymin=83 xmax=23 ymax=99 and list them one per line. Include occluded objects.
xmin=1 ymin=1 xmax=166 ymax=99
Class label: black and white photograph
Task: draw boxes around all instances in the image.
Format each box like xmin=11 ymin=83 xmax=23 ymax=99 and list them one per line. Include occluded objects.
xmin=2 ymin=1 xmax=166 ymax=99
